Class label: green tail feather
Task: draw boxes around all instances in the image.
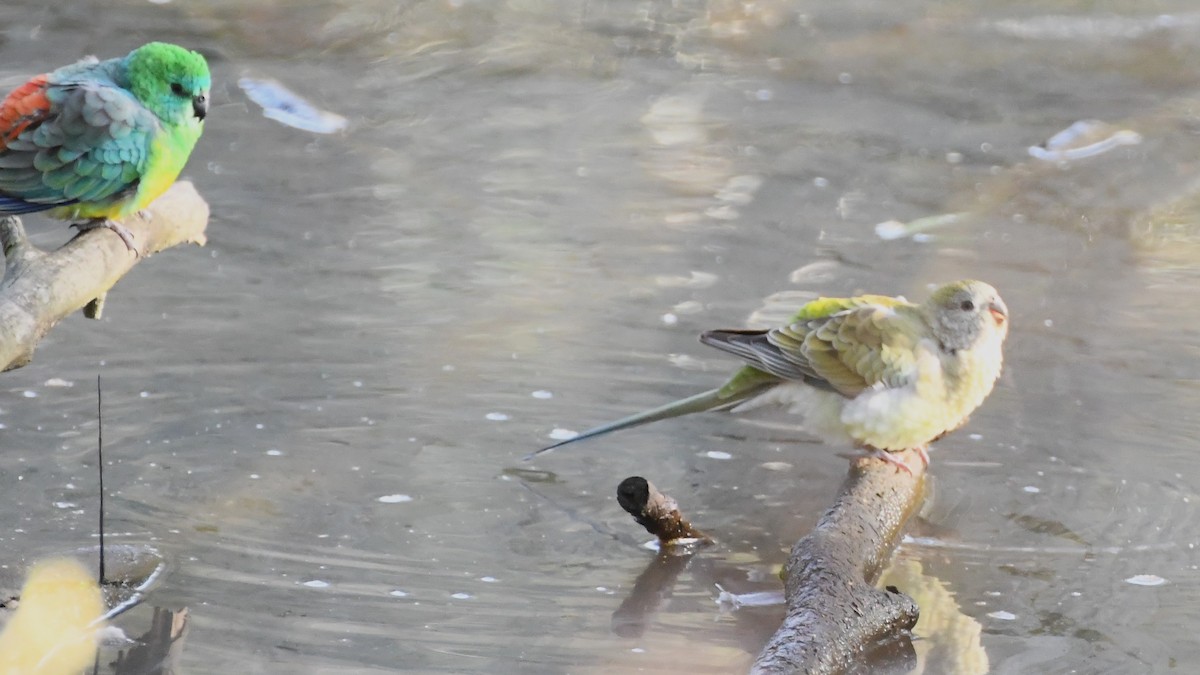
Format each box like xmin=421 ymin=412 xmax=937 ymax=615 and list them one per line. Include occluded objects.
xmin=524 ymin=383 xmax=767 ymax=461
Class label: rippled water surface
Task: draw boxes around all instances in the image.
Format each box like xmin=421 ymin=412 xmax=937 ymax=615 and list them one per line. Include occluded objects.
xmin=2 ymin=1 xmax=1200 ymax=672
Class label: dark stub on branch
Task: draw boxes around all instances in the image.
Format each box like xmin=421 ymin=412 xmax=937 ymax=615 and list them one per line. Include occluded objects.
xmin=611 ymin=476 xmax=712 ymax=639
xmin=616 ymin=476 xmax=713 ymax=546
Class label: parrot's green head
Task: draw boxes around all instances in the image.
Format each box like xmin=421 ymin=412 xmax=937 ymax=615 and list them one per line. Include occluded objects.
xmin=124 ymin=42 xmax=210 ymax=127
xmin=923 ymin=280 xmax=1008 ymax=354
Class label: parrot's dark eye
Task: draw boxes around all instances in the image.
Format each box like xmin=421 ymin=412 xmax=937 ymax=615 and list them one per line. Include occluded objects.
xmin=170 ymin=82 xmax=186 ymax=96
xmin=960 ymin=300 xmax=975 ymax=311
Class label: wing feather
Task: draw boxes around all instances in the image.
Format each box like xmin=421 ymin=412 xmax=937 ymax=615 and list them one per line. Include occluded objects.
xmin=701 ymin=294 xmax=925 ymax=398
xmin=0 ymin=76 xmax=156 ymax=215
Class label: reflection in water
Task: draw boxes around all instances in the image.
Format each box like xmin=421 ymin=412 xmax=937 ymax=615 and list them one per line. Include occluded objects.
xmin=0 ymin=0 xmax=1199 ymax=672
xmin=238 ymin=77 xmax=349 ymax=134
xmin=113 ymin=607 xmax=189 ymax=675
xmin=1026 ymin=119 xmax=1142 ymax=163
xmin=879 ymin=558 xmax=988 ymax=675
xmin=611 ymin=549 xmax=693 ymax=638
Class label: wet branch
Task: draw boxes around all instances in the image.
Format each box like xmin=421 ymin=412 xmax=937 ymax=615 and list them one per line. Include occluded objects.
xmin=112 ymin=607 xmax=190 ymax=675
xmin=0 ymin=181 xmax=209 ymax=372
xmin=616 ymin=476 xmax=713 ymax=545
xmin=612 ymin=477 xmax=712 ymax=638
xmin=751 ymin=455 xmax=925 ymax=675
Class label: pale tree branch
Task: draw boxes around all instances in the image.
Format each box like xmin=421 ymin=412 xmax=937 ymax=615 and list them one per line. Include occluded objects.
xmin=0 ymin=181 xmax=209 ymax=372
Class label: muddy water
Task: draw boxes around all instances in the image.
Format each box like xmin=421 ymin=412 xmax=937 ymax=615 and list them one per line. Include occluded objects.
xmin=1 ymin=1 xmax=1199 ymax=672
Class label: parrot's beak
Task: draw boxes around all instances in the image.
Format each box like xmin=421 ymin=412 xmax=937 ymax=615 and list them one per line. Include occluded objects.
xmin=193 ymin=93 xmax=208 ymax=121
xmin=988 ymin=300 xmax=1007 ymax=326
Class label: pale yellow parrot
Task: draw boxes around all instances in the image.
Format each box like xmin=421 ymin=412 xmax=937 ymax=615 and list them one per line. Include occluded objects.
xmin=530 ymin=280 xmax=1009 ymax=472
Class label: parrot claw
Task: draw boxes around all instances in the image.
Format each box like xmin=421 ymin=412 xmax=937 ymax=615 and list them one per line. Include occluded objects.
xmin=857 ymin=446 xmax=918 ymax=475
xmin=74 ymin=219 xmax=139 ymax=256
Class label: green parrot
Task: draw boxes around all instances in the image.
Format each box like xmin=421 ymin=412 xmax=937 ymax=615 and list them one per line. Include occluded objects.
xmin=0 ymin=42 xmax=210 ymax=253
xmin=530 ymin=279 xmax=1009 ymax=472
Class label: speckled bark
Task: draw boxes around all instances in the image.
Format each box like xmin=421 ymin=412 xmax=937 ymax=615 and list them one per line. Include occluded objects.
xmin=0 ymin=181 xmax=209 ymax=372
xmin=751 ymin=456 xmax=925 ymax=675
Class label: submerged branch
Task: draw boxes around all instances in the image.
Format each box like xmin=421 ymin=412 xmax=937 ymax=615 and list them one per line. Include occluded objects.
xmin=112 ymin=607 xmax=190 ymax=675
xmin=0 ymin=182 xmax=209 ymax=372
xmin=616 ymin=476 xmax=713 ymax=545
xmin=612 ymin=477 xmax=714 ymax=638
xmin=751 ymin=455 xmax=925 ymax=675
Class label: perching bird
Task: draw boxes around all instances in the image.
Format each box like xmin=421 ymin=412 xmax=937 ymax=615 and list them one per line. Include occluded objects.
xmin=529 ymin=279 xmax=1008 ymax=472
xmin=0 ymin=42 xmax=210 ymax=253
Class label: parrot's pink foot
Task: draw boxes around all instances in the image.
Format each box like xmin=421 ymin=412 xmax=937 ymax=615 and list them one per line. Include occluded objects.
xmin=74 ymin=218 xmax=139 ymax=256
xmin=861 ymin=447 xmax=916 ymax=475
xmin=915 ymin=446 xmax=930 ymax=468
xmin=878 ymin=450 xmax=914 ymax=475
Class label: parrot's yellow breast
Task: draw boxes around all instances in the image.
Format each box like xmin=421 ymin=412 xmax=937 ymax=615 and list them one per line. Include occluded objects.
xmin=840 ymin=336 xmax=1004 ymax=450
xmin=49 ymin=124 xmax=198 ymax=221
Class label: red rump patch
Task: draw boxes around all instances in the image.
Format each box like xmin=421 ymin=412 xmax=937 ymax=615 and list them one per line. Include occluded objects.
xmin=0 ymin=73 xmax=51 ymax=149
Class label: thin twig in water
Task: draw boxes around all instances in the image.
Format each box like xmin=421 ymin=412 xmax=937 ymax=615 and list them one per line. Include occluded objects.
xmin=92 ymin=374 xmax=103 ymax=675
xmin=97 ymin=374 xmax=105 ymax=585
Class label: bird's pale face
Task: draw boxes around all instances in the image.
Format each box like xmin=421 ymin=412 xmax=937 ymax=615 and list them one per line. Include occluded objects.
xmin=926 ymin=280 xmax=1008 ymax=354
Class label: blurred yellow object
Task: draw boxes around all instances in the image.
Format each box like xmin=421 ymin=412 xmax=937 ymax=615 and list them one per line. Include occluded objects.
xmin=0 ymin=558 xmax=105 ymax=675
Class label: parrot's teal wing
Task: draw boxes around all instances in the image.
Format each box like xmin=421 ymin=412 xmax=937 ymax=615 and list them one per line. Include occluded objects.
xmin=0 ymin=77 xmax=156 ymax=212
xmin=702 ymin=295 xmax=923 ymax=398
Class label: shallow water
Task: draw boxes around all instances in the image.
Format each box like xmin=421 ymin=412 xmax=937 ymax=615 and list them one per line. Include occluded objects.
xmin=2 ymin=1 xmax=1200 ymax=672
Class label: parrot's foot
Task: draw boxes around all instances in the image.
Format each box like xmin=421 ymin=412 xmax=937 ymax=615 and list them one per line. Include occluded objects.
xmin=914 ymin=446 xmax=930 ymax=468
xmin=859 ymin=447 xmax=916 ymax=475
xmin=74 ymin=218 xmax=139 ymax=256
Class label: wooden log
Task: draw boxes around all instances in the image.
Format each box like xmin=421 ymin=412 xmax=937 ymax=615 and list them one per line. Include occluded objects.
xmin=751 ymin=455 xmax=925 ymax=674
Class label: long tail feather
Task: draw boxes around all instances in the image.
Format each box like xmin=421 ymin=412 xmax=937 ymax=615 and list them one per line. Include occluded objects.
xmin=525 ymin=385 xmax=761 ymax=461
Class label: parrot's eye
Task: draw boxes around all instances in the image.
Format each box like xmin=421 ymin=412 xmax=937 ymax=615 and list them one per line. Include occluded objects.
xmin=959 ymin=300 xmax=975 ymax=311
xmin=170 ymin=82 xmax=186 ymax=96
